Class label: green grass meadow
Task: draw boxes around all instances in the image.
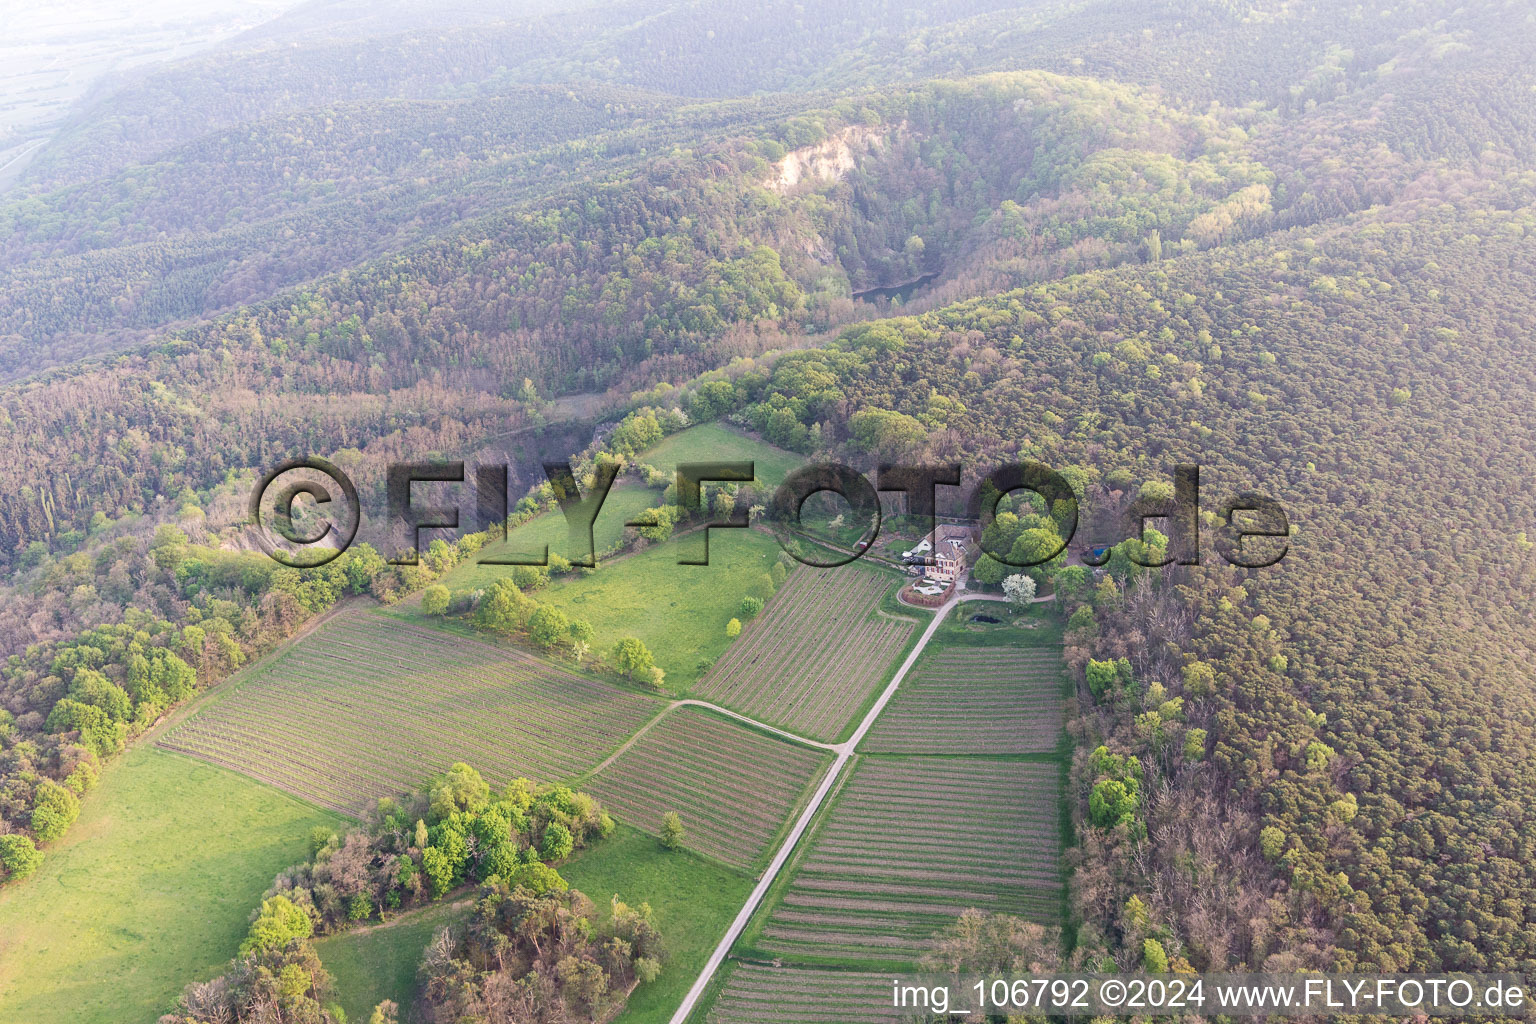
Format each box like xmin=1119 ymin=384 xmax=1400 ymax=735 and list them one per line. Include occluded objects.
xmin=317 ymin=899 xmax=471 ymax=1023
xmin=538 ymin=527 xmax=785 ymax=690
xmin=561 ymin=824 xmax=751 ymax=1024
xmin=465 ymin=482 xmax=661 ymax=575
xmin=0 ymin=746 xmax=342 ymax=1024
xmin=938 ymin=598 xmax=1067 ymax=648
xmin=637 ymin=422 xmax=803 ymax=492
xmin=408 ymin=425 xmax=808 ymax=692
xmin=449 ymin=423 xmax=802 ymax=583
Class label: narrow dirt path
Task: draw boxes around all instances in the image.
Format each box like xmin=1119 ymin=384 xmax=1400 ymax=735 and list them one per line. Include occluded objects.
xmin=580 ymin=697 xmax=839 ymax=783
xmin=673 ymin=699 xmax=840 ymax=752
xmin=329 ymin=896 xmax=474 ymax=938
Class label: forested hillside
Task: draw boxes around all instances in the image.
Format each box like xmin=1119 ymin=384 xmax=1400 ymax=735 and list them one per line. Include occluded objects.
xmin=2 ymin=0 xmax=1535 ymax=999
xmin=0 ymin=69 xmax=1296 ymax=558
xmin=11 ymin=0 xmax=1518 ymax=372
xmin=697 ymin=177 xmax=1536 ymax=970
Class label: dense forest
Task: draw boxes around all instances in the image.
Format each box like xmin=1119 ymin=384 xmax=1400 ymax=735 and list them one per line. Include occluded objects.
xmin=2 ymin=0 xmax=1535 ymax=995
xmin=13 ymin=39 xmax=1519 ymax=560
xmin=665 ymin=174 xmax=1536 ymax=972
xmin=0 ymin=70 xmax=1293 ymax=557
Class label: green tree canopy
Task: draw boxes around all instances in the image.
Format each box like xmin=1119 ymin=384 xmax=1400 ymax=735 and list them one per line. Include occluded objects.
xmin=240 ymin=895 xmax=313 ymax=956
xmin=0 ymin=835 xmax=42 ymax=883
xmin=611 ymin=637 xmax=656 ymax=680
xmin=430 ymin=763 xmax=492 ymax=820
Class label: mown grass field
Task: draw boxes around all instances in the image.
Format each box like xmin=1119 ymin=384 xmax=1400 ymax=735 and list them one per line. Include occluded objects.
xmin=0 ymin=746 xmax=341 ymax=1024
xmin=412 ymin=423 xmax=798 ymax=601
xmin=638 ymin=422 xmax=803 ymax=492
xmin=693 ymin=564 xmax=914 ymax=741
xmin=534 ymin=527 xmax=786 ymax=691
xmin=940 ymin=601 xmax=1067 ymax=647
xmin=583 ymin=706 xmax=832 ymax=870
xmin=561 ymin=824 xmax=752 ymax=1024
xmin=317 ymin=899 xmax=471 ymax=1024
xmin=452 ymin=482 xmax=661 ymax=584
xmin=160 ymin=610 xmax=661 ymax=813
xmin=399 ymin=425 xmax=812 ymax=692
xmin=742 ymin=756 xmax=1064 ymax=968
xmin=458 ymin=422 xmax=800 ymax=580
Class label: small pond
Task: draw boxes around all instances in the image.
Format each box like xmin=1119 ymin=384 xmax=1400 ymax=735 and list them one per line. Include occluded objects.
xmin=852 ymin=270 xmax=940 ymax=304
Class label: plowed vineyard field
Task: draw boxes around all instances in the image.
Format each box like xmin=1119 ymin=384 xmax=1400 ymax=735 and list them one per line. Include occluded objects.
xmin=693 ymin=566 xmax=913 ymax=741
xmin=159 ymin=612 xmax=658 ymax=814
xmin=585 ymin=706 xmax=832 ymax=869
xmin=751 ymin=756 xmax=1063 ymax=966
xmin=860 ymin=644 xmax=1064 ymax=754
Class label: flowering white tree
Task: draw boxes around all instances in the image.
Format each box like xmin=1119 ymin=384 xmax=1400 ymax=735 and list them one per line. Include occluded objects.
xmin=1002 ymin=574 xmax=1037 ymax=609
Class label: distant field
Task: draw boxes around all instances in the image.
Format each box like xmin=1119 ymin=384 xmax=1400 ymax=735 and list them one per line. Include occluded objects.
xmin=859 ymin=643 xmax=1065 ymax=754
xmin=562 ymin=824 xmax=752 ymax=1024
xmin=159 ymin=611 xmax=660 ymax=813
xmin=639 ymin=422 xmax=803 ymax=492
xmin=747 ymin=757 xmax=1063 ymax=967
xmin=534 ymin=527 xmax=785 ymax=690
xmin=420 ymin=423 xmax=795 ymax=594
xmin=693 ymin=565 xmax=914 ymax=741
xmin=0 ymin=746 xmax=340 ymax=1024
xmin=401 ymin=425 xmax=808 ymax=691
xmin=583 ymin=706 xmax=831 ymax=870
xmin=642 ymin=423 xmax=860 ymax=553
xmin=705 ymin=963 xmax=901 ymax=1024
xmin=317 ymin=899 xmax=471 ymax=1024
xmin=456 ymin=482 xmax=661 ymax=580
